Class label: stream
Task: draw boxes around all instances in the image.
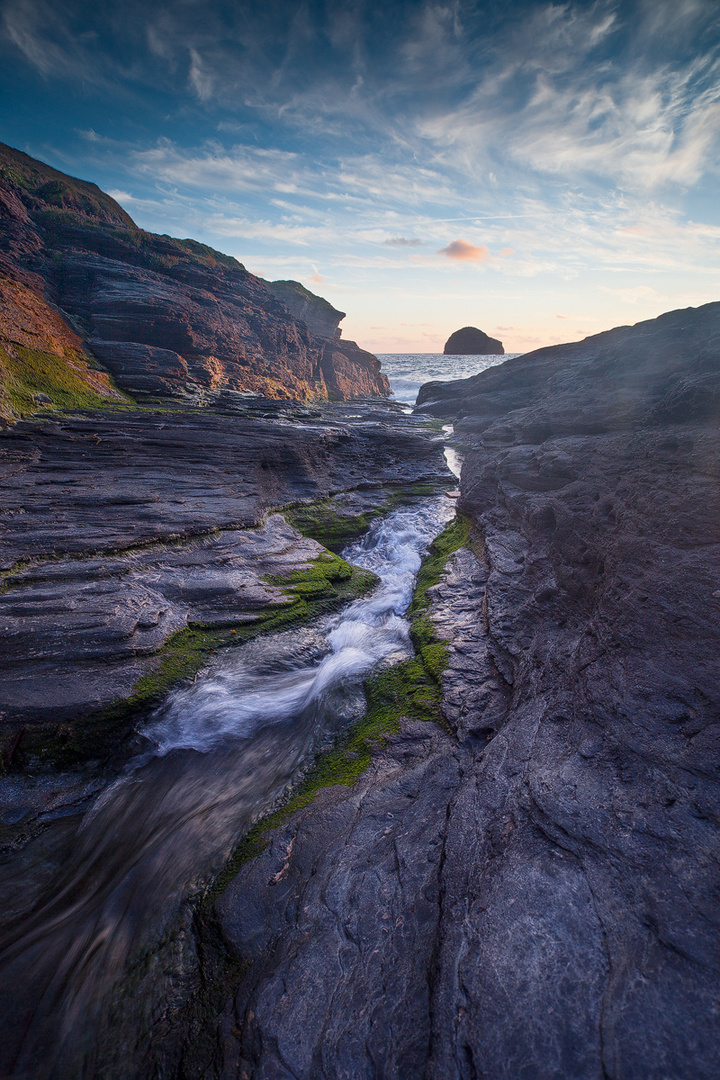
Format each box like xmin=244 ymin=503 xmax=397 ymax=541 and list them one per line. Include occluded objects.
xmin=0 ymin=492 xmax=455 ymax=1080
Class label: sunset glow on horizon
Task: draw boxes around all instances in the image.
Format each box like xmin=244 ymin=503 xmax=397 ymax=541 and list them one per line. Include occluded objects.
xmin=1 ymin=0 xmax=718 ymax=353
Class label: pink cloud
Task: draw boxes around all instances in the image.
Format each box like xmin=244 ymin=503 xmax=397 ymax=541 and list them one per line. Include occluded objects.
xmin=310 ymin=272 xmax=324 ymax=283
xmin=438 ymin=239 xmax=489 ymax=262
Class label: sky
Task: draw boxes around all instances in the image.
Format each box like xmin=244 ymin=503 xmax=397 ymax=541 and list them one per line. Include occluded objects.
xmin=1 ymin=0 xmax=719 ymax=354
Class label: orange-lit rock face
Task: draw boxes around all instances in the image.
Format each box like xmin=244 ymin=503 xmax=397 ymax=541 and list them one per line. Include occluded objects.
xmin=0 ymin=270 xmax=83 ymax=357
xmin=0 ymin=142 xmax=390 ymax=406
xmin=0 ymin=269 xmax=127 ymax=421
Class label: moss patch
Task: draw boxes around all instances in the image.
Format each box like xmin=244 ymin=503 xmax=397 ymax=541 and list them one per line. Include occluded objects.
xmin=0 ymin=343 xmax=129 ymax=418
xmin=285 ymin=482 xmax=444 ymax=552
xmin=408 ymin=512 xmax=472 ymax=678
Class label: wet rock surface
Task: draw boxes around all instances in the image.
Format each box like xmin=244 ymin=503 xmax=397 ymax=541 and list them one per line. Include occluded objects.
xmin=0 ymin=401 xmax=447 ymax=738
xmin=212 ymin=303 xmax=720 ymax=1078
xmin=0 ymin=515 xmax=323 ymax=723
xmin=217 ymin=720 xmax=458 ymax=1080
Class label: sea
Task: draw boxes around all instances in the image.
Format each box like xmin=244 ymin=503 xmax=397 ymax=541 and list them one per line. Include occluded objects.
xmin=377 ymin=353 xmax=520 ymax=407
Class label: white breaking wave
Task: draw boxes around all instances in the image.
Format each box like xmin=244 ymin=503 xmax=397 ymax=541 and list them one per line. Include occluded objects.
xmin=147 ymin=496 xmax=454 ymax=754
xmin=377 ymin=352 xmax=517 ymax=406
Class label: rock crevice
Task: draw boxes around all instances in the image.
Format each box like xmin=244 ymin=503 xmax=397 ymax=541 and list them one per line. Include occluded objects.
xmin=208 ymin=301 xmax=720 ymax=1079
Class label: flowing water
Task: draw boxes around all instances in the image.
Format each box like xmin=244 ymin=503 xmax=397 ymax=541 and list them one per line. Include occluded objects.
xmin=0 ymin=494 xmax=454 ymax=1080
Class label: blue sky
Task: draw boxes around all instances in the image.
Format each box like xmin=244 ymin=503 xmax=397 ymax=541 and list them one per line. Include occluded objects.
xmin=1 ymin=0 xmax=719 ymax=353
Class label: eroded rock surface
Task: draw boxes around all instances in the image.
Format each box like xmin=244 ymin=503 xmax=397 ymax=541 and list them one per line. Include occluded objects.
xmin=0 ymin=401 xmax=447 ymax=740
xmin=0 ymin=515 xmax=325 ymax=723
xmin=212 ymin=303 xmax=720 ymax=1079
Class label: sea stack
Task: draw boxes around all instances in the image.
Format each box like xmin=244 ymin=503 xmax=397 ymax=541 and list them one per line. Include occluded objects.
xmin=444 ymin=326 xmax=504 ymax=355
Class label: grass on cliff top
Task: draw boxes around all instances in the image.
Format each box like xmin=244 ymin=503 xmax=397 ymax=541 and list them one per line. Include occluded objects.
xmin=207 ymin=512 xmax=472 ymax=899
xmin=0 ymin=343 xmax=129 ymax=420
xmin=19 ymin=551 xmax=378 ymax=770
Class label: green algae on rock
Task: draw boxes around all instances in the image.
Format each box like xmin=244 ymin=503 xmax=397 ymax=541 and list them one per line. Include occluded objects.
xmin=210 ymin=511 xmax=472 ymax=882
xmin=13 ymin=543 xmax=379 ymax=770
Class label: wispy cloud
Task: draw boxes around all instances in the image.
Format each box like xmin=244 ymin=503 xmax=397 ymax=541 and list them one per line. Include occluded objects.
xmin=4 ymin=0 xmax=718 ymax=352
xmin=385 ymin=236 xmax=423 ymax=247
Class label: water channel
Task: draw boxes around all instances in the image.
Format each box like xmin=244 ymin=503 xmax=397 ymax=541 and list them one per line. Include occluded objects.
xmin=0 ymin=491 xmax=456 ymax=1079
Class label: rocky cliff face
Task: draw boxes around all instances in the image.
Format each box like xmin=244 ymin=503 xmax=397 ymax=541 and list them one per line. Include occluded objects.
xmin=0 ymin=143 xmax=389 ymax=407
xmin=0 ymin=262 xmax=128 ymax=422
xmin=211 ymin=302 xmax=720 ymax=1079
xmin=266 ymin=279 xmax=345 ymax=340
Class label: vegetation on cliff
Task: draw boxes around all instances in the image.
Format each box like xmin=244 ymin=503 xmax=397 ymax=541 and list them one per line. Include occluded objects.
xmin=0 ymin=141 xmax=389 ymax=411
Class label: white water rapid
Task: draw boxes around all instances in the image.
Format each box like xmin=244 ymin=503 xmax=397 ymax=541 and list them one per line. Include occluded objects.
xmin=148 ymin=494 xmax=454 ymax=754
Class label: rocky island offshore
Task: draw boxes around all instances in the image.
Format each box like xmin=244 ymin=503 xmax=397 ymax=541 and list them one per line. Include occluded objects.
xmin=0 ymin=145 xmax=719 ymax=1080
xmin=444 ymin=325 xmax=504 ymax=354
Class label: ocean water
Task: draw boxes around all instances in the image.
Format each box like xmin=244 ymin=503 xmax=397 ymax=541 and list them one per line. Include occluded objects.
xmin=377 ymin=352 xmax=519 ymax=406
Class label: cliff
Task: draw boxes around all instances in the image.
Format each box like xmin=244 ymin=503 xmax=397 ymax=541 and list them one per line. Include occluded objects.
xmin=0 ymin=143 xmax=389 ymax=410
xmin=266 ymin=279 xmax=345 ymax=339
xmin=0 ymin=262 xmax=128 ymax=423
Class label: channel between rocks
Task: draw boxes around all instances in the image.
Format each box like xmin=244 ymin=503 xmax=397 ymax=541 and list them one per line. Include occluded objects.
xmin=0 ymin=483 xmax=471 ymax=1080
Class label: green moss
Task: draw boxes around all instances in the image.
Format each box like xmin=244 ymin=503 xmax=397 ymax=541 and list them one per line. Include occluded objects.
xmin=26 ymin=552 xmax=378 ymax=769
xmin=0 ymin=343 xmax=129 ymax=417
xmin=285 ymin=482 xmax=444 ymax=552
xmin=210 ymin=513 xmax=473 ymax=886
xmin=408 ymin=512 xmax=471 ymax=618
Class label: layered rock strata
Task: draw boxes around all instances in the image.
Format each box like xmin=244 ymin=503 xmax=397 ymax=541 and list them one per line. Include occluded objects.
xmin=211 ymin=302 xmax=720 ymax=1079
xmin=0 ymin=142 xmax=389 ymax=406
xmin=0 ymin=401 xmax=447 ymax=745
xmin=266 ymin=279 xmax=345 ymax=340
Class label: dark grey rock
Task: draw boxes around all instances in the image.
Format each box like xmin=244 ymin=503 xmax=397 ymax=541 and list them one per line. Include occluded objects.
xmin=443 ymin=326 xmax=504 ymax=355
xmin=0 ymin=402 xmax=446 ymax=568
xmin=418 ymin=300 xmax=720 ymax=423
xmin=216 ymin=720 xmax=459 ymax=1080
xmin=213 ymin=302 xmax=720 ymax=1079
xmin=0 ymin=402 xmax=449 ymax=732
xmin=0 ymin=515 xmax=323 ymax=722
